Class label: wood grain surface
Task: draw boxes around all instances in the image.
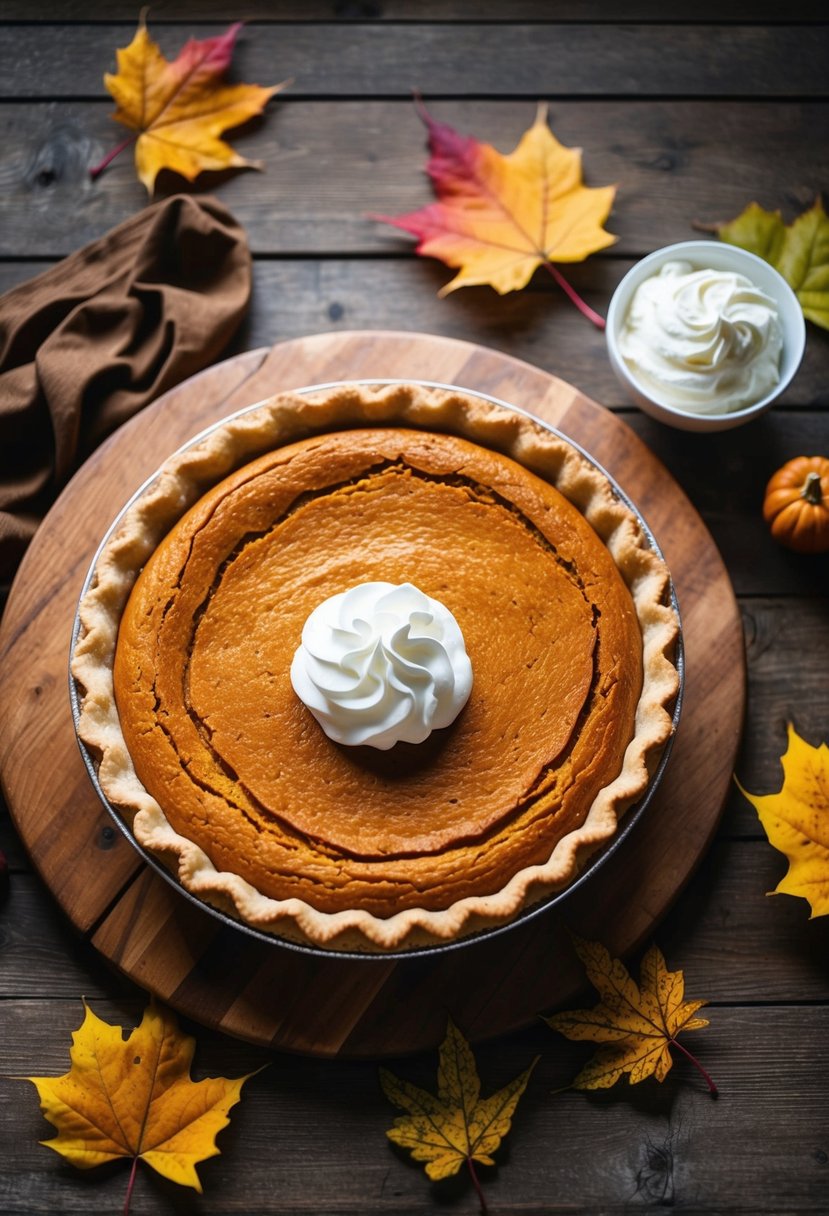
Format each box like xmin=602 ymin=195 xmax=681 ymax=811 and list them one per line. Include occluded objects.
xmin=1 ymin=8 xmax=827 ymax=1214
xmin=3 ymin=24 xmax=827 ymax=99
xmin=1 ymin=997 xmax=824 ymax=1214
xmin=6 ymin=2 xmax=823 ymax=21
xmin=2 ymin=100 xmax=825 ymax=259
xmin=0 ymin=330 xmax=744 ymax=1056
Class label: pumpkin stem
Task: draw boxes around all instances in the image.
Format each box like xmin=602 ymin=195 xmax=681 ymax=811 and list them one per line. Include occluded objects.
xmin=802 ymin=471 xmax=824 ymax=506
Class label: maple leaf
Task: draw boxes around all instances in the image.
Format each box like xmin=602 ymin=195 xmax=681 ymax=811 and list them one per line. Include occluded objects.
xmin=380 ymin=1017 xmax=537 ymax=1214
xmin=736 ymin=723 xmax=829 ymax=918
xmin=544 ymin=937 xmax=716 ymax=1096
xmin=371 ymin=99 xmax=616 ymax=327
xmin=91 ymin=16 xmax=286 ymax=193
xmin=701 ymin=197 xmax=829 ymax=330
xmin=25 ymin=1001 xmax=258 ymax=1213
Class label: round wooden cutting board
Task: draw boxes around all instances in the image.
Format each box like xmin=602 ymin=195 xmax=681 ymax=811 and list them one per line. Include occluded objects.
xmin=0 ymin=332 xmax=744 ymax=1057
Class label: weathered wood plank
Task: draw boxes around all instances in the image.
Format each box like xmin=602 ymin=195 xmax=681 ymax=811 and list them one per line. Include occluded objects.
xmin=0 ymin=11 xmax=823 ymax=1216
xmin=0 ymin=252 xmax=826 ymax=592
xmin=0 ymin=1000 xmax=826 ymax=1213
xmin=657 ymin=839 xmax=829 ymax=999
xmin=1 ymin=24 xmax=827 ymax=99
xmin=627 ymin=415 xmax=829 ymax=599
xmin=0 ymin=875 xmax=137 ymax=1000
xmin=0 ymin=99 xmax=824 ymax=260
xmin=0 ymin=269 xmax=825 ymax=593
xmin=4 ymin=2 xmax=824 ymax=21
xmin=0 ymin=796 xmax=29 ymax=871
xmin=2 ymin=841 xmax=826 ymax=1003
xmin=237 ymin=267 xmax=827 ymax=421
xmin=725 ymin=599 xmax=829 ymax=835
xmin=1 ymin=251 xmax=826 ymax=413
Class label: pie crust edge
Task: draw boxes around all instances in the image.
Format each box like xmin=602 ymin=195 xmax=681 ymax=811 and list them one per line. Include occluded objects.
xmin=71 ymin=382 xmax=681 ymax=951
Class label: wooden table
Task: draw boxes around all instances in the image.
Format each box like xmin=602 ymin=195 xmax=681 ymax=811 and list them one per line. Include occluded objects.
xmin=1 ymin=5 xmax=827 ymax=1214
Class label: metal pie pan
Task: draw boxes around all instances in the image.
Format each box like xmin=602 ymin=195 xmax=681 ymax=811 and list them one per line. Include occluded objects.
xmin=69 ymin=379 xmax=684 ymax=961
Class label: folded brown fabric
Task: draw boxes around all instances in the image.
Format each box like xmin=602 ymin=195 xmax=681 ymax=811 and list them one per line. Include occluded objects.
xmin=0 ymin=194 xmax=251 ymax=587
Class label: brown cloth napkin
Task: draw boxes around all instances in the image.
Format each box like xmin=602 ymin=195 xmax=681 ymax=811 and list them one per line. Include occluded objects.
xmin=0 ymin=194 xmax=251 ymax=586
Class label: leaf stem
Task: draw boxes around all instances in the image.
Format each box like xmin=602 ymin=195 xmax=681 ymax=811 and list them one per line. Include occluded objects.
xmin=543 ymin=262 xmax=606 ymax=329
xmin=89 ymin=135 xmax=137 ymax=181
xmin=670 ymin=1037 xmax=718 ymax=1097
xmin=467 ymin=1156 xmax=488 ymax=1215
xmin=124 ymin=1155 xmax=139 ymax=1216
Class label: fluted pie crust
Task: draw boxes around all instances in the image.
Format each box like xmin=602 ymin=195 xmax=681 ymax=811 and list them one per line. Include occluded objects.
xmin=72 ymin=383 xmax=680 ymax=951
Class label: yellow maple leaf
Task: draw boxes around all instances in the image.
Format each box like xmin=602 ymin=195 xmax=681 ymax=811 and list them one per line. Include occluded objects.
xmin=372 ymin=100 xmax=616 ymax=324
xmin=544 ymin=937 xmax=715 ymax=1094
xmin=25 ymin=1001 xmax=258 ymax=1207
xmin=737 ymin=723 xmax=829 ymax=917
xmin=95 ymin=17 xmax=286 ymax=193
xmin=380 ymin=1017 xmax=537 ymax=1207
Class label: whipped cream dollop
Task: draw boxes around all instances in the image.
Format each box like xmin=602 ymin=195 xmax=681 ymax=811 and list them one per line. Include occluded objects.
xmin=618 ymin=260 xmax=783 ymax=415
xmin=290 ymin=581 xmax=473 ymax=750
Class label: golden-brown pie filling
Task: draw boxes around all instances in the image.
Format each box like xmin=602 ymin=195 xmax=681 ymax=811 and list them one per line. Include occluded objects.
xmin=113 ymin=427 xmax=643 ymax=918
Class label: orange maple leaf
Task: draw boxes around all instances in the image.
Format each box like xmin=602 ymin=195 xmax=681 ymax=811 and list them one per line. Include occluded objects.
xmin=372 ymin=99 xmax=616 ymax=325
xmin=24 ymin=1001 xmax=259 ymax=1213
xmin=92 ymin=17 xmax=286 ymax=193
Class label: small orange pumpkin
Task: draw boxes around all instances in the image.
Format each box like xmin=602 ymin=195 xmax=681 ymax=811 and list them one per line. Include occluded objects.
xmin=762 ymin=456 xmax=829 ymax=554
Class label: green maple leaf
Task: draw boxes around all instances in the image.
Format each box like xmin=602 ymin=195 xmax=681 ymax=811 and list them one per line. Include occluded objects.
xmin=711 ymin=197 xmax=829 ymax=329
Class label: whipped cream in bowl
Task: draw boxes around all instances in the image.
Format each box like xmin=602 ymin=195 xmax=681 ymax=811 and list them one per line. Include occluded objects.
xmin=606 ymin=241 xmax=805 ymax=432
xmin=291 ymin=581 xmax=473 ymax=750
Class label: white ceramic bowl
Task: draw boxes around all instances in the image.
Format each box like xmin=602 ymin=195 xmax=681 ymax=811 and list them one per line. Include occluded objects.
xmin=605 ymin=240 xmax=806 ymax=432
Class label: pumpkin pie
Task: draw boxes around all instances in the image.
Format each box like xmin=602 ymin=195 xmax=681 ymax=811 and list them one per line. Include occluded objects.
xmin=72 ymin=383 xmax=680 ymax=950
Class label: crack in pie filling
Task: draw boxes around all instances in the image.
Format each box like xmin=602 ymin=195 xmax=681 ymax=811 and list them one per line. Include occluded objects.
xmin=73 ymin=384 xmax=680 ymax=950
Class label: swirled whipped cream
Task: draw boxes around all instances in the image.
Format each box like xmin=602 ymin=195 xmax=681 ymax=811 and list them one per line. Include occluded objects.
xmin=290 ymin=582 xmax=473 ymax=750
xmin=618 ymin=260 xmax=783 ymax=414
